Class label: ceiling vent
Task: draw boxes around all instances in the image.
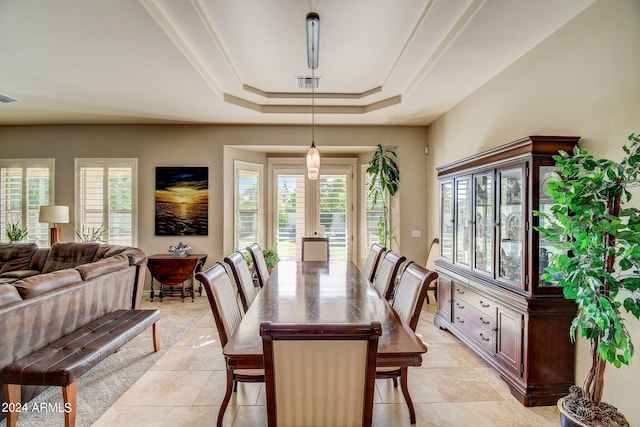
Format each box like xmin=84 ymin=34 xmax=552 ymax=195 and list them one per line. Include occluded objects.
xmin=0 ymin=93 xmax=18 ymax=103
xmin=297 ymin=76 xmax=320 ymax=89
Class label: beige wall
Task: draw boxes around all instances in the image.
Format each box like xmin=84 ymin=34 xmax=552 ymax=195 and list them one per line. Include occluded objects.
xmin=426 ymin=0 xmax=640 ymax=422
xmin=0 ymin=124 xmax=429 ymax=268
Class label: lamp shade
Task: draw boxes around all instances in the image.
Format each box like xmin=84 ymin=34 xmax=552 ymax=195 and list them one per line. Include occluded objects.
xmin=39 ymin=205 xmax=69 ymax=224
xmin=306 ymin=143 xmax=320 ymax=180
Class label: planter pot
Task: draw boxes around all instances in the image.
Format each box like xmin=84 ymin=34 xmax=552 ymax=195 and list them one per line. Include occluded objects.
xmin=558 ymin=399 xmax=589 ymax=427
xmin=558 ymin=398 xmax=633 ymax=427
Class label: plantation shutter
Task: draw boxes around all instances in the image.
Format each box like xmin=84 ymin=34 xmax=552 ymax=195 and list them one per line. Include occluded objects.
xmin=235 ymin=162 xmax=262 ymax=250
xmin=76 ymin=159 xmax=136 ymax=246
xmin=0 ymin=159 xmax=53 ymax=245
xmin=275 ymin=174 xmax=306 ymax=261
xmin=319 ymin=174 xmax=348 ymax=260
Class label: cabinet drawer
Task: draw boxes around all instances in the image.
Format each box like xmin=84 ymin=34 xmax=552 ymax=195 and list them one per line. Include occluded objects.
xmin=453 ymin=312 xmax=494 ymax=353
xmin=454 ymin=283 xmax=494 ymax=317
xmin=453 ymin=298 xmax=494 ymax=333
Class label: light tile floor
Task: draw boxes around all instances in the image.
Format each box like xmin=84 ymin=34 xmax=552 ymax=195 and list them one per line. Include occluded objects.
xmin=94 ymin=297 xmax=560 ymax=427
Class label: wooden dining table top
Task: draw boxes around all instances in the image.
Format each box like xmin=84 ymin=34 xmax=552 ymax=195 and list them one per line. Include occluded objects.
xmin=223 ymin=260 xmax=428 ymax=369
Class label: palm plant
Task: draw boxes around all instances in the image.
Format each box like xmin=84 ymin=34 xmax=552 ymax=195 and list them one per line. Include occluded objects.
xmin=74 ymin=224 xmax=106 ymax=242
xmin=5 ymin=222 xmax=28 ymax=242
xmin=536 ymin=133 xmax=640 ymax=426
xmin=367 ymin=145 xmax=400 ymax=248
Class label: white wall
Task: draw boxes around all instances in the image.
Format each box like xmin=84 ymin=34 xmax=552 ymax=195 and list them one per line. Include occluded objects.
xmin=426 ymin=0 xmax=640 ymax=422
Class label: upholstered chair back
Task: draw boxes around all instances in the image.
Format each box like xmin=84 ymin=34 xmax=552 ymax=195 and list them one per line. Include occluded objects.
xmin=247 ymin=243 xmax=269 ymax=288
xmin=372 ymin=251 xmax=406 ymax=301
xmin=224 ymin=251 xmax=258 ymax=312
xmin=392 ymin=262 xmax=438 ymax=330
xmin=195 ymin=262 xmax=243 ymax=347
xmin=362 ymin=243 xmax=385 ymax=283
xmin=301 ymin=237 xmax=329 ymax=262
xmin=260 ymin=321 xmax=381 ymax=427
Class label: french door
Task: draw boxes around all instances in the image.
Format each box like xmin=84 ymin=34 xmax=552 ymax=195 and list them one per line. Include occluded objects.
xmin=269 ymin=160 xmax=355 ymax=262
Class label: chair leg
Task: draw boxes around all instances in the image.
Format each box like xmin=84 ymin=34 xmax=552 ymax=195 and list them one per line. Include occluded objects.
xmin=426 ymin=293 xmax=430 ymax=305
xmin=152 ymin=322 xmax=160 ymax=352
xmin=400 ymin=367 xmax=416 ymax=424
xmin=218 ymin=369 xmax=234 ymax=427
xmin=392 ymin=377 xmax=398 ymax=388
xmin=4 ymin=383 xmax=21 ymax=427
xmin=62 ymin=381 xmax=78 ymax=427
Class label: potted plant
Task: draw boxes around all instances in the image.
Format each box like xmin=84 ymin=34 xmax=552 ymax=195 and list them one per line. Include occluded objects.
xmin=263 ymin=248 xmax=280 ymax=274
xmin=536 ymin=133 xmax=640 ymax=427
xmin=366 ymin=144 xmax=400 ymax=248
xmin=5 ymin=222 xmax=28 ymax=243
xmin=74 ymin=224 xmax=106 ymax=243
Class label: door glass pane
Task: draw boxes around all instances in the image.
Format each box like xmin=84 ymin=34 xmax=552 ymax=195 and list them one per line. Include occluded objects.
xmin=455 ymin=178 xmax=471 ymax=265
xmin=498 ymin=168 xmax=523 ymax=283
xmin=319 ymin=174 xmax=347 ymax=260
xmin=276 ymin=174 xmax=306 ymax=260
xmin=441 ymin=181 xmax=453 ymax=260
xmin=538 ymin=165 xmax=562 ymax=286
xmin=474 ymin=173 xmax=493 ymax=274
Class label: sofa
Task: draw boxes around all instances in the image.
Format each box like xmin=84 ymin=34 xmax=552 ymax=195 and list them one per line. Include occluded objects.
xmin=0 ymin=242 xmax=147 ymax=416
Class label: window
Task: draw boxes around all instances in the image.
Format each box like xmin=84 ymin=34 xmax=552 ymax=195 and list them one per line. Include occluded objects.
xmin=270 ymin=159 xmax=354 ymax=261
xmin=235 ymin=161 xmax=263 ymax=250
xmin=0 ymin=159 xmax=54 ymax=244
xmin=75 ymin=159 xmax=137 ymax=246
xmin=361 ymin=164 xmax=386 ymax=255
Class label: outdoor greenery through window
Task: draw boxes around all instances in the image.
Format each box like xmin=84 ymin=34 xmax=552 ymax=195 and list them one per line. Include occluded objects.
xmin=276 ymin=174 xmax=305 ymax=260
xmin=319 ymin=174 xmax=348 ymax=260
xmin=235 ymin=161 xmax=263 ymax=250
xmin=0 ymin=159 xmax=53 ymax=245
xmin=75 ymin=159 xmax=137 ymax=246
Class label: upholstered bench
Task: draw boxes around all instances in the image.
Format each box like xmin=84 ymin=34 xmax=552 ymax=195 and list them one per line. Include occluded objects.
xmin=2 ymin=309 xmax=160 ymax=427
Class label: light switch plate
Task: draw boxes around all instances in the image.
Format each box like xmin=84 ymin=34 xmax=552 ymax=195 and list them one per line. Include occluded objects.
xmin=411 ymin=230 xmax=422 ymax=238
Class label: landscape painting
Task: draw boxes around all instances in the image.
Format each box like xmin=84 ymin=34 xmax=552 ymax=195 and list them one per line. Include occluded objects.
xmin=155 ymin=167 xmax=208 ymax=236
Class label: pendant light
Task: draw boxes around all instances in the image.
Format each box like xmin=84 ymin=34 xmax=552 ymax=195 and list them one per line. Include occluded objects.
xmin=305 ymin=12 xmax=320 ymax=180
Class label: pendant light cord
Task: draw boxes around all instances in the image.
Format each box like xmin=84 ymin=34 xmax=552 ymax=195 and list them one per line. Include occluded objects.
xmin=311 ymin=66 xmax=315 ymax=145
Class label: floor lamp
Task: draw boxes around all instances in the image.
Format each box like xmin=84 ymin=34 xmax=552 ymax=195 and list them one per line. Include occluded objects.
xmin=39 ymin=205 xmax=69 ymax=245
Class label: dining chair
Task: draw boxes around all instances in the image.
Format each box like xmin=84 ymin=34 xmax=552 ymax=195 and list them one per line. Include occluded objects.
xmin=424 ymin=237 xmax=440 ymax=304
xmin=224 ymin=251 xmax=258 ymax=312
xmin=247 ymin=243 xmax=269 ymax=288
xmin=362 ymin=243 xmax=386 ymax=283
xmin=301 ymin=236 xmax=329 ymax=261
xmin=260 ymin=321 xmax=382 ymax=427
xmin=376 ymin=261 xmax=438 ymax=424
xmin=372 ymin=250 xmax=406 ymax=301
xmin=195 ymin=263 xmax=264 ymax=427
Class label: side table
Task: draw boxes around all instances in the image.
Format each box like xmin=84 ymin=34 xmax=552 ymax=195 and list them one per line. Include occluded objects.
xmin=147 ymin=253 xmax=207 ymax=302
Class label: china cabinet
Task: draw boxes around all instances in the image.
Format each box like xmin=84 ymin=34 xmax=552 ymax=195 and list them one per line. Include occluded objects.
xmin=434 ymin=136 xmax=579 ymax=406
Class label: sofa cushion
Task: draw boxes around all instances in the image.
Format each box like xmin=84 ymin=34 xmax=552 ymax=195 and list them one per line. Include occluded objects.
xmin=0 ymin=243 xmax=38 ymax=273
xmin=76 ymin=254 xmax=129 ymax=281
xmin=42 ymin=242 xmax=100 ymax=274
xmin=13 ymin=269 xmax=82 ymax=299
xmin=0 ymin=270 xmax=40 ymax=279
xmin=0 ymin=284 xmax=22 ymax=308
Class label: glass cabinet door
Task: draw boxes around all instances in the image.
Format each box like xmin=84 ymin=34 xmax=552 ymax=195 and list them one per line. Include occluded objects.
xmin=455 ymin=178 xmax=471 ymax=266
xmin=498 ymin=168 xmax=523 ymax=284
xmin=538 ymin=165 xmax=562 ymax=287
xmin=474 ymin=173 xmax=493 ymax=275
xmin=440 ymin=180 xmax=454 ymax=261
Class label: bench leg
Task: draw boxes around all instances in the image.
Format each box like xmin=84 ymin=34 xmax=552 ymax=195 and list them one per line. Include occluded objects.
xmin=152 ymin=322 xmax=160 ymax=352
xmin=62 ymin=381 xmax=77 ymax=427
xmin=3 ymin=383 xmax=21 ymax=427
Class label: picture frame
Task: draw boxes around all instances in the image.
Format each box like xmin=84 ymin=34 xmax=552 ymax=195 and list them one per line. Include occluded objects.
xmin=155 ymin=167 xmax=208 ymax=236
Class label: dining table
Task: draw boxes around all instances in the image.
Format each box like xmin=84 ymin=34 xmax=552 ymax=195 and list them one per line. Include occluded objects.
xmin=223 ymin=260 xmax=428 ymax=370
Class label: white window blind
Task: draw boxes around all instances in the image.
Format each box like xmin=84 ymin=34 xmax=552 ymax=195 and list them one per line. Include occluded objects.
xmin=275 ymin=174 xmax=306 ymax=261
xmin=319 ymin=174 xmax=348 ymax=260
xmin=0 ymin=159 xmax=53 ymax=245
xmin=75 ymin=159 xmax=137 ymax=246
xmin=235 ymin=161 xmax=263 ymax=250
xmin=362 ymin=165 xmax=386 ymax=253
